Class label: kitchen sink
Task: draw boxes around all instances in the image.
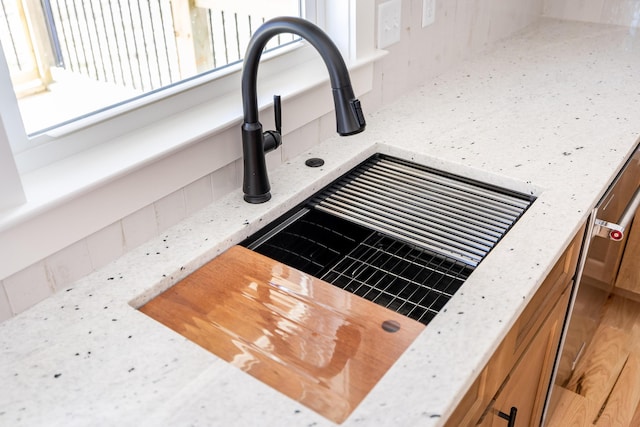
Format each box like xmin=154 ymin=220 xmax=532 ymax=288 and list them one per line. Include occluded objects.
xmin=242 ymin=154 xmax=535 ymax=325
xmin=140 ymin=153 xmax=535 ymax=423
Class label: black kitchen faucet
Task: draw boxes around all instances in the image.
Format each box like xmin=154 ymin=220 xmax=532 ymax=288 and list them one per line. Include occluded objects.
xmin=240 ymin=16 xmax=366 ymax=203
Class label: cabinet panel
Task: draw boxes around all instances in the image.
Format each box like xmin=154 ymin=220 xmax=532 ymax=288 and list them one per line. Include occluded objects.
xmin=482 ymin=286 xmax=570 ymax=427
xmin=515 ymin=239 xmax=579 ymax=359
xmin=444 ymin=369 xmax=488 ymax=427
xmin=614 ymin=212 xmax=640 ymax=298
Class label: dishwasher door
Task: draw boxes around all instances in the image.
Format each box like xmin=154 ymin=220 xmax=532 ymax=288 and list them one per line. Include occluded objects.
xmin=552 ymin=143 xmax=640 ymax=394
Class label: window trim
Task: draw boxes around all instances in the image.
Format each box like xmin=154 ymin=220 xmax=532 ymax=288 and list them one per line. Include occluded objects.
xmin=2 ymin=0 xmax=375 ymax=174
xmin=10 ymin=1 xmax=312 ymax=172
xmin=13 ymin=42 xmax=321 ymax=172
xmin=0 ymin=46 xmax=27 ymax=209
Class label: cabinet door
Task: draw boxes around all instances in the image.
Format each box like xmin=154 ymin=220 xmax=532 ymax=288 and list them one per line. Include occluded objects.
xmin=615 ymin=211 xmax=640 ymax=297
xmin=482 ymin=287 xmax=570 ymax=427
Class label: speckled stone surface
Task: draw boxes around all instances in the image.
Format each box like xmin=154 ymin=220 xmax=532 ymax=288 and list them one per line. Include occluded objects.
xmin=2 ymin=19 xmax=640 ymax=427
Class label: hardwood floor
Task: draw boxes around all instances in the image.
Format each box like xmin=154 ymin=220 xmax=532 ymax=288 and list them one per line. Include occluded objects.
xmin=546 ymin=295 xmax=640 ymax=427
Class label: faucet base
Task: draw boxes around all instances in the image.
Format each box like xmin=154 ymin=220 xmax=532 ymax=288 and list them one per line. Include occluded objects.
xmin=244 ymin=192 xmax=271 ymax=204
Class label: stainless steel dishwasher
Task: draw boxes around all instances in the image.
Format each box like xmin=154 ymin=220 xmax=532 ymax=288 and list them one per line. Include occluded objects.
xmin=544 ymin=142 xmax=640 ymax=424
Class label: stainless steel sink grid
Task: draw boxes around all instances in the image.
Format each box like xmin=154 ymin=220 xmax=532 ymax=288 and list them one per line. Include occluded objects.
xmin=312 ymin=156 xmax=533 ymax=267
xmin=243 ymin=154 xmax=534 ymax=325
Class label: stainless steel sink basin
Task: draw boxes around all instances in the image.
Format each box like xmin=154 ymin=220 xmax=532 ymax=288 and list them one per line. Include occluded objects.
xmin=242 ymin=154 xmax=535 ymax=325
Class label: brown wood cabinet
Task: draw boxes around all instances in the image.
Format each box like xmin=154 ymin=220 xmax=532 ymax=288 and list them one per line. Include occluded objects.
xmin=445 ymin=227 xmax=584 ymax=427
xmin=479 ymin=285 xmax=570 ymax=426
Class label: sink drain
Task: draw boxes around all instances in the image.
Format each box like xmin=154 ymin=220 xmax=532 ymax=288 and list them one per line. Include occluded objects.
xmin=381 ymin=320 xmax=401 ymax=333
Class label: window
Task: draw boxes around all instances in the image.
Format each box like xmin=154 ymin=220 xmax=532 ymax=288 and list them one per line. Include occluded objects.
xmin=0 ymin=0 xmax=376 ymax=207
xmin=1 ymin=0 xmax=302 ymax=147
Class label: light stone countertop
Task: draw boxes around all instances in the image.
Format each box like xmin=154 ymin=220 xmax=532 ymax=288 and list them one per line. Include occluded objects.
xmin=2 ymin=19 xmax=640 ymax=427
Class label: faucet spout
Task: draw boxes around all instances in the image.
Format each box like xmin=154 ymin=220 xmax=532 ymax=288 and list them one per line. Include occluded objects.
xmin=241 ymin=16 xmax=366 ymax=204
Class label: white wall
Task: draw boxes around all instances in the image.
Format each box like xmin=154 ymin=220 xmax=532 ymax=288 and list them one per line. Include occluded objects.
xmin=0 ymin=0 xmax=545 ymax=322
xmin=543 ymin=0 xmax=640 ymax=27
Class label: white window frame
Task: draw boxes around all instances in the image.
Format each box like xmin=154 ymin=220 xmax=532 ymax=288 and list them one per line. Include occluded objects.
xmin=0 ymin=0 xmax=379 ymax=279
xmin=0 ymin=0 xmax=376 ymax=172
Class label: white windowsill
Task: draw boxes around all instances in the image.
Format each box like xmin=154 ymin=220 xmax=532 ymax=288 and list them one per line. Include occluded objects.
xmin=0 ymin=50 xmax=384 ymax=279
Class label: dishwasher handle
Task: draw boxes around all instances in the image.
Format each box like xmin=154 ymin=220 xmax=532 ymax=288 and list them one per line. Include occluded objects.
xmin=594 ymin=186 xmax=640 ymax=241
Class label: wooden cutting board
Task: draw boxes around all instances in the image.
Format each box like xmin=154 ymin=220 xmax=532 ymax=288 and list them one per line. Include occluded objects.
xmin=139 ymin=245 xmax=424 ymax=424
